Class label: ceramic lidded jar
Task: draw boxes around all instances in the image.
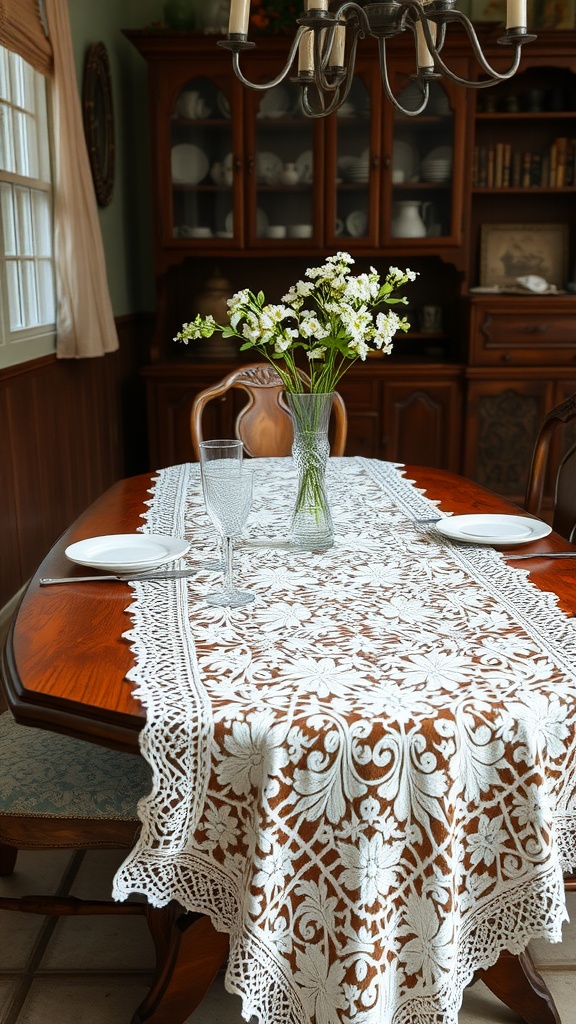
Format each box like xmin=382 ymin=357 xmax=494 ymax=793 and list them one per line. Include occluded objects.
xmin=190 ymin=269 xmax=237 ymax=360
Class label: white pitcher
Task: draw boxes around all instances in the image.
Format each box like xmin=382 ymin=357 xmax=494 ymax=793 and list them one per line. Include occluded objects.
xmin=391 ymin=200 xmax=427 ymax=238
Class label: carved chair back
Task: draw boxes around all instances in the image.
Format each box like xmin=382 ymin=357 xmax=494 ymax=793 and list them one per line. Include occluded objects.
xmin=524 ymin=393 xmax=576 ymax=543
xmin=190 ymin=363 xmax=347 ymax=460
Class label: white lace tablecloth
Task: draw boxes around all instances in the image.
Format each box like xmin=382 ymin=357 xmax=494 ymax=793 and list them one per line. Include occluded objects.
xmin=113 ymin=457 xmax=576 ymax=1024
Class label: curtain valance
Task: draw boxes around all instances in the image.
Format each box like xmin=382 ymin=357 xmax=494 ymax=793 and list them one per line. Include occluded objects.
xmin=0 ymin=0 xmax=53 ymax=76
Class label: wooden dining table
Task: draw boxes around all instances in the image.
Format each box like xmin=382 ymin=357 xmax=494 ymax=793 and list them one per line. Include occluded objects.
xmin=2 ymin=459 xmax=576 ymax=1024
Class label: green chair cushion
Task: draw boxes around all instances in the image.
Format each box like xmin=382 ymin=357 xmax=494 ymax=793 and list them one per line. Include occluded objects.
xmin=0 ymin=712 xmax=150 ymax=820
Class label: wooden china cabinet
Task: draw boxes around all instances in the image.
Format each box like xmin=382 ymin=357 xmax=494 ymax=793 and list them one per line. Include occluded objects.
xmin=125 ymin=27 xmax=576 ymax=500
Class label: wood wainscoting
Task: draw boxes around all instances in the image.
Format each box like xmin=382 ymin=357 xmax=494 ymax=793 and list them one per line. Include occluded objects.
xmin=0 ymin=314 xmax=152 ymax=609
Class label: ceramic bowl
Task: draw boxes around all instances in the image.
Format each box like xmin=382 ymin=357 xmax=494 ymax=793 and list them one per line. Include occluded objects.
xmin=288 ymin=224 xmax=313 ymax=239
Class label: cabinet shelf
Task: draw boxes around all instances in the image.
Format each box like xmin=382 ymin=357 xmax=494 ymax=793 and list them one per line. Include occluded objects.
xmin=473 ymin=186 xmax=576 ymax=194
xmin=476 ymin=110 xmax=576 ymax=119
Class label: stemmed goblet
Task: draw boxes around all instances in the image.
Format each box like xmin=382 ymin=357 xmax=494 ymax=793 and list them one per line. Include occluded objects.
xmin=199 ymin=439 xmax=243 ymax=571
xmin=201 ymin=459 xmax=254 ymax=608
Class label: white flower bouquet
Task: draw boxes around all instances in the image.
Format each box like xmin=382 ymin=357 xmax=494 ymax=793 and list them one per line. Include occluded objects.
xmin=175 ymin=252 xmax=417 ymax=393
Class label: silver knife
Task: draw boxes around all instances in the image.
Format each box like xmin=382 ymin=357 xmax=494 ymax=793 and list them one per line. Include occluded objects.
xmin=39 ymin=568 xmax=199 ymax=585
xmin=505 ymin=552 xmax=576 ymax=561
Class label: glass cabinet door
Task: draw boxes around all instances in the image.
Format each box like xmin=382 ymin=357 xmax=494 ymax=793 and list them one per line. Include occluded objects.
xmin=170 ymin=75 xmax=237 ymax=244
xmin=248 ymin=80 xmax=319 ymax=245
xmin=387 ymin=77 xmax=455 ymax=243
xmin=330 ymin=74 xmax=378 ymax=247
xmin=381 ymin=58 xmax=468 ymax=249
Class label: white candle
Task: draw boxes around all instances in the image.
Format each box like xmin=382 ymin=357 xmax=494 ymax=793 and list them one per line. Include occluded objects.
xmin=298 ymin=29 xmax=315 ymax=73
xmin=416 ymin=18 xmax=436 ymax=69
xmin=228 ymin=0 xmax=251 ymax=35
xmin=506 ymin=0 xmax=527 ymax=28
xmin=329 ymin=24 xmax=346 ymax=67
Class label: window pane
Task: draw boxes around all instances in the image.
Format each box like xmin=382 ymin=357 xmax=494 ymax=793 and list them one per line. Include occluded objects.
xmin=9 ymin=51 xmax=27 ymax=111
xmin=0 ymin=105 xmax=15 ymax=172
xmin=14 ymin=186 xmax=33 ymax=255
xmin=5 ymin=260 xmax=22 ymax=329
xmin=0 ymin=182 xmax=16 ymax=255
xmin=0 ymin=46 xmax=55 ymax=366
xmin=0 ymin=50 xmax=9 ymax=103
xmin=37 ymin=259 xmax=55 ymax=322
xmin=20 ymin=259 xmax=39 ymax=325
xmin=32 ymin=190 xmax=51 ymax=256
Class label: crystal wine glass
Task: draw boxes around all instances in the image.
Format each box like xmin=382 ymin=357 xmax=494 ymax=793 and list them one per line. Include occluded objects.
xmin=199 ymin=440 xmax=243 ymax=570
xmin=201 ymin=462 xmax=254 ymax=608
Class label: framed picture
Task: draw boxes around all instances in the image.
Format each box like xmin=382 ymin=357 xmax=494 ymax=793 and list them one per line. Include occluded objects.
xmin=479 ymin=223 xmax=569 ymax=289
xmin=530 ymin=0 xmax=575 ymax=28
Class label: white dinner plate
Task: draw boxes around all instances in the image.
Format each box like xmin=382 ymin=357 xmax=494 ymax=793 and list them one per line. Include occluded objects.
xmin=436 ymin=514 xmax=551 ymax=546
xmin=65 ymin=534 xmax=190 ymax=572
xmin=346 ymin=210 xmax=368 ymax=237
xmin=171 ymin=144 xmax=209 ymax=185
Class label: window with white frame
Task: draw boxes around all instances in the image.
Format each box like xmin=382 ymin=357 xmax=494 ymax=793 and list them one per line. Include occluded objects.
xmin=0 ymin=45 xmax=55 ymax=369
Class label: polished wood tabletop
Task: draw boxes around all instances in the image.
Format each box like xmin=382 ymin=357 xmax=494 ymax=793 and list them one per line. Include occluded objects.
xmin=2 ymin=460 xmax=574 ymax=1024
xmin=3 ymin=463 xmax=576 ymax=755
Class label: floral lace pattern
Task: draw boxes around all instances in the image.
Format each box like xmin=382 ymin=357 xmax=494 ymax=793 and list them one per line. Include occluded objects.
xmin=113 ymin=458 xmax=576 ymax=1024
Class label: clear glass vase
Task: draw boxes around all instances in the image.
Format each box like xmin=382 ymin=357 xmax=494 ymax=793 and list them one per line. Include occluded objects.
xmin=286 ymin=392 xmax=334 ymax=552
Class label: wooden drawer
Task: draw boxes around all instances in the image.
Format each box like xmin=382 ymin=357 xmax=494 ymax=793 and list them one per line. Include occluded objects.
xmin=469 ymin=298 xmax=576 ymax=366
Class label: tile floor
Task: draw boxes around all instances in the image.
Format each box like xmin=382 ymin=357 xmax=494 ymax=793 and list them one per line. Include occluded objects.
xmin=0 ymin=847 xmax=574 ymax=1024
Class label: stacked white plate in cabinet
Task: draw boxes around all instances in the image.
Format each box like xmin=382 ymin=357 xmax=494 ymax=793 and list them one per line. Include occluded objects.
xmin=421 ymin=145 xmax=452 ymax=183
xmin=345 ymin=154 xmax=369 ymax=183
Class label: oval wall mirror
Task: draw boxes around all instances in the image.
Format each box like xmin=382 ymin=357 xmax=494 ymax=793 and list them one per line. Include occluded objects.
xmin=82 ymin=42 xmax=115 ymax=207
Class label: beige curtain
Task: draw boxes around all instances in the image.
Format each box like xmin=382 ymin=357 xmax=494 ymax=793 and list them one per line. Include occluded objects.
xmin=0 ymin=0 xmax=119 ymax=357
xmin=45 ymin=0 xmax=118 ymax=357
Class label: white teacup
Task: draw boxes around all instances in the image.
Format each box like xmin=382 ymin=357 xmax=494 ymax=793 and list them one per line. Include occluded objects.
xmin=266 ymin=225 xmax=287 ymax=239
xmin=187 ymin=227 xmax=213 ymax=238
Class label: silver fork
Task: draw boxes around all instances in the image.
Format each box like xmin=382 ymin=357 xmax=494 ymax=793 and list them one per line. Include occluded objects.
xmin=411 ymin=516 xmax=442 ymax=533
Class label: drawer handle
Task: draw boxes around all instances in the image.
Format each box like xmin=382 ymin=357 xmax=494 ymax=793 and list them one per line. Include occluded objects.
xmin=523 ymin=323 xmax=549 ymax=334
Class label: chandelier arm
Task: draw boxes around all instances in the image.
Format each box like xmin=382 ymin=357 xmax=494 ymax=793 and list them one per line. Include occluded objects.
xmin=311 ymin=20 xmax=361 ymax=100
xmin=331 ymin=2 xmax=371 ymax=32
xmin=418 ymin=10 xmax=524 ymax=84
xmin=313 ymin=24 xmax=338 ymax=82
xmin=230 ymin=27 xmax=306 ymax=91
xmin=300 ymin=83 xmax=345 ymax=118
xmin=376 ymin=37 xmax=429 ymax=116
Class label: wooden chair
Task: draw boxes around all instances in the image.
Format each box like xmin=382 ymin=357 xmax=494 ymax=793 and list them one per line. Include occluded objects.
xmin=524 ymin=393 xmax=576 ymax=542
xmin=0 ymin=710 xmax=228 ymax=1023
xmin=190 ymin=363 xmax=347 ymax=460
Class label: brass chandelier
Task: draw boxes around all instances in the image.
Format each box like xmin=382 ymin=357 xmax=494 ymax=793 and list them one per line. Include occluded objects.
xmin=219 ymin=0 xmax=536 ymax=117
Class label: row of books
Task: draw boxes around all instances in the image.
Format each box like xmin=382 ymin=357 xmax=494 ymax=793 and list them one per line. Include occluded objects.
xmin=473 ymin=138 xmax=576 ymax=189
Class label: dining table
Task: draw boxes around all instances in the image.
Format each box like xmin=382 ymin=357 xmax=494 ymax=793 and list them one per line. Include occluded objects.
xmin=2 ymin=456 xmax=576 ymax=1024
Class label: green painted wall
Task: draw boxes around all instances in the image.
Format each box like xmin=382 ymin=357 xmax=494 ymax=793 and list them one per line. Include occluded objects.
xmin=67 ymin=1 xmax=165 ymax=316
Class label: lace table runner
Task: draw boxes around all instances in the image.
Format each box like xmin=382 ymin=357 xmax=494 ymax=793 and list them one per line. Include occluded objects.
xmin=113 ymin=457 xmax=576 ymax=1024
